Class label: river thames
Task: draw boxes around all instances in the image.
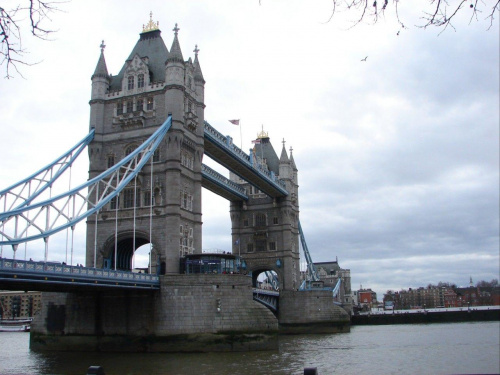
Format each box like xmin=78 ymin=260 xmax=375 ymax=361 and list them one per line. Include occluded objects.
xmin=0 ymin=321 xmax=498 ymax=375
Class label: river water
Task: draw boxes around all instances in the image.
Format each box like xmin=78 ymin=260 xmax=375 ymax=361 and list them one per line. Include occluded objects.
xmin=0 ymin=322 xmax=498 ymax=375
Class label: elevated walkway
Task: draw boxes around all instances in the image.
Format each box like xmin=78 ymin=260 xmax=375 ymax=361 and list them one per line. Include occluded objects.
xmin=204 ymin=121 xmax=288 ymax=198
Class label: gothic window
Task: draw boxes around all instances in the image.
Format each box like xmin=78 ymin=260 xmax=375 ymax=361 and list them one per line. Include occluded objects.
xmin=273 ymin=216 xmax=279 ymax=225
xmin=147 ymin=97 xmax=154 ymax=110
xmin=138 ymin=74 xmax=144 ymax=88
xmin=256 ymin=240 xmax=266 ymax=252
xmin=247 ymin=243 xmax=254 ymax=253
xmin=269 ymin=242 xmax=276 ymax=251
xmin=110 ymin=196 xmax=118 ymax=210
xmin=181 ymin=151 xmax=194 ymax=170
xmin=255 ymin=213 xmax=266 ymax=227
xmin=180 ymin=191 xmax=193 ymax=211
xmin=153 ymin=149 xmax=160 ymax=162
xmin=128 ymin=75 xmax=134 ymax=90
xmin=107 ymin=155 xmax=115 ymax=168
xmin=154 ymin=188 xmax=160 ymax=205
xmin=126 ymin=101 xmax=133 ymax=113
xmin=136 ymin=99 xmax=143 ymax=111
xmin=123 ymin=188 xmax=135 ymax=208
xmin=143 ymin=191 xmax=151 ymax=207
xmin=243 ymin=219 xmax=249 ymax=227
xmin=179 ymin=224 xmax=194 ymax=257
xmin=116 ymin=102 xmax=123 ymax=115
xmin=125 ymin=145 xmax=137 ymax=156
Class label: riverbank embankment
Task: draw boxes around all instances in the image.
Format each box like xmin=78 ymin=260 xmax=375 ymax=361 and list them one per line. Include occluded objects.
xmin=352 ymin=306 xmax=500 ymax=325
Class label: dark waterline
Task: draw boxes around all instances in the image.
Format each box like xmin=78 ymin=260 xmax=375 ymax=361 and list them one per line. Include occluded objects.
xmin=0 ymin=322 xmax=498 ymax=375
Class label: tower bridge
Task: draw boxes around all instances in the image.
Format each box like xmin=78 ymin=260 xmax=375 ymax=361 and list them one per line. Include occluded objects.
xmin=0 ymin=16 xmax=349 ymax=352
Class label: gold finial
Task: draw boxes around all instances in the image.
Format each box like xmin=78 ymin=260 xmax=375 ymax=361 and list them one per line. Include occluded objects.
xmin=143 ymin=11 xmax=159 ymax=33
xmin=257 ymin=125 xmax=268 ymax=139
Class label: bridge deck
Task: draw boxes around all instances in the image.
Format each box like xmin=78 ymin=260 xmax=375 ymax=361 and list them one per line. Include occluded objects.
xmin=0 ymin=258 xmax=159 ymax=292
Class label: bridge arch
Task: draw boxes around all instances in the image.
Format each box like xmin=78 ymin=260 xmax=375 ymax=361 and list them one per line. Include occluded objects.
xmin=102 ymin=230 xmax=159 ymax=272
xmin=246 ymin=262 xmax=283 ymax=291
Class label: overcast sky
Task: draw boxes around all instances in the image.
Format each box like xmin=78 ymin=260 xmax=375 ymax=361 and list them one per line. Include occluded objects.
xmin=1 ymin=1 xmax=498 ymax=298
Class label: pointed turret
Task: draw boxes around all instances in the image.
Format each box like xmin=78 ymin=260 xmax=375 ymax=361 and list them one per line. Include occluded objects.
xmin=167 ymin=23 xmax=184 ymax=63
xmin=193 ymin=45 xmax=205 ymax=104
xmin=91 ymin=40 xmax=110 ymax=101
xmin=92 ymin=43 xmax=110 ymax=80
xmin=279 ymin=139 xmax=292 ymax=180
xmin=279 ymin=139 xmax=289 ymax=162
xmin=290 ymin=146 xmax=297 ymax=171
xmin=164 ymin=23 xmax=186 ymax=121
xmin=193 ymin=45 xmax=205 ymax=84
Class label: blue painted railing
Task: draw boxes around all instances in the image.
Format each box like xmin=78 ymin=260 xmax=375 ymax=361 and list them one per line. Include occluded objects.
xmin=0 ymin=258 xmax=160 ymax=289
xmin=201 ymin=164 xmax=248 ymax=200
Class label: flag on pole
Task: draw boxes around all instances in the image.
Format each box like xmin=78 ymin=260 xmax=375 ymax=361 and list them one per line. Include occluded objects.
xmin=228 ymin=119 xmax=240 ymax=125
xmin=252 ymin=139 xmax=261 ymax=144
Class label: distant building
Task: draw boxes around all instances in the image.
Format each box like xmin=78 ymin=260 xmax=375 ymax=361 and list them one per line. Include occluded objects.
xmin=384 ymin=285 xmax=500 ymax=310
xmin=357 ymin=287 xmax=377 ymax=310
xmin=313 ymin=260 xmax=352 ymax=314
xmin=0 ymin=291 xmax=42 ymax=319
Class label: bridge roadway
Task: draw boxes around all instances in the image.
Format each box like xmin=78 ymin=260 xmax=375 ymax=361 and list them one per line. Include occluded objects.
xmin=0 ymin=258 xmax=159 ymax=292
xmin=0 ymin=257 xmax=280 ymax=312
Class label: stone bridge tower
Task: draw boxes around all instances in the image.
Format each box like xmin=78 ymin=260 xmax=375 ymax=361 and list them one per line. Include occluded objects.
xmin=86 ymin=18 xmax=205 ymax=274
xmin=230 ymin=132 xmax=300 ymax=291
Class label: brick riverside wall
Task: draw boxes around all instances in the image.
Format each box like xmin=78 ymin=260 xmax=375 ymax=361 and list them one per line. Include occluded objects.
xmin=278 ymin=290 xmax=350 ymax=334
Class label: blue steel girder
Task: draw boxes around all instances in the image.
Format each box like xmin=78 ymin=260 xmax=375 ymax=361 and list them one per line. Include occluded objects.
xmin=203 ymin=121 xmax=288 ymax=198
xmin=0 ymin=129 xmax=95 ymax=213
xmin=0 ymin=117 xmax=172 ymax=246
xmin=253 ymin=288 xmax=279 ymax=313
xmin=298 ymin=220 xmax=320 ymax=283
xmin=201 ymin=164 xmax=249 ymax=201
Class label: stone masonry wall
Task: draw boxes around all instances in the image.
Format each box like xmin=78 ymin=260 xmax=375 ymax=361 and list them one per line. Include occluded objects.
xmin=155 ymin=274 xmax=277 ymax=334
xmin=30 ymin=274 xmax=278 ymax=352
xmin=278 ymin=290 xmax=350 ymax=334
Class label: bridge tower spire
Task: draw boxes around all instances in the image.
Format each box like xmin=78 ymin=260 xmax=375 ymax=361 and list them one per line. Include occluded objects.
xmin=86 ymin=17 xmax=205 ymax=274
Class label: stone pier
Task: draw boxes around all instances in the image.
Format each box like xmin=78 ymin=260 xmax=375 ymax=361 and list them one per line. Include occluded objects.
xmin=30 ymin=274 xmax=278 ymax=352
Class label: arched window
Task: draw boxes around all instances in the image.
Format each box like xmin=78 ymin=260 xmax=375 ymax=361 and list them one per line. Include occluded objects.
xmin=138 ymin=74 xmax=144 ymax=88
xmin=255 ymin=213 xmax=266 ymax=227
xmin=125 ymin=145 xmax=136 ymax=156
xmin=128 ymin=75 xmax=134 ymax=90
xmin=125 ymin=145 xmax=137 ymax=167
xmin=153 ymin=149 xmax=160 ymax=162
xmin=136 ymin=98 xmax=143 ymax=111
xmin=116 ymin=102 xmax=123 ymax=115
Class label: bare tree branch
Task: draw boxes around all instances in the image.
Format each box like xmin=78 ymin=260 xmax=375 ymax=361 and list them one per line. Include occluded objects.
xmin=1 ymin=1 xmax=62 ymax=79
xmin=325 ymin=0 xmax=499 ymax=33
